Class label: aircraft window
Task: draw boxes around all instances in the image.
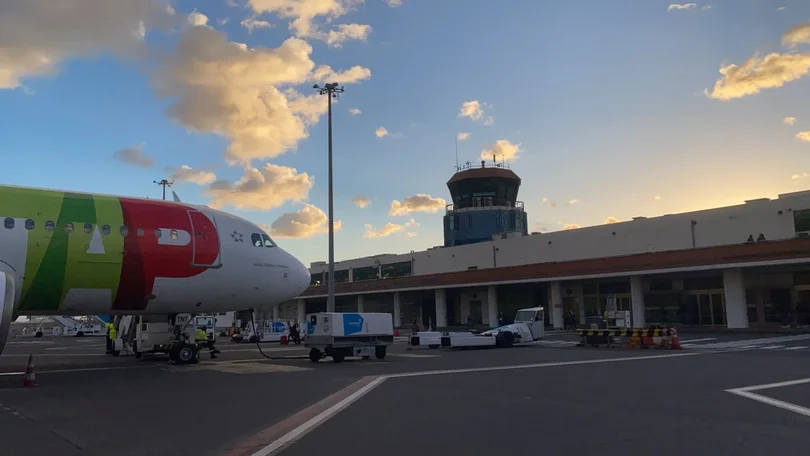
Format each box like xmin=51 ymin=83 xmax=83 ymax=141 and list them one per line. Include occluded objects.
xmin=262 ymin=234 xmax=276 ymax=248
xmin=84 ymin=223 xmax=93 ymax=234
xmin=25 ymin=219 xmax=35 ymax=230
xmin=3 ymin=218 xmax=13 ymax=229
xmin=251 ymin=233 xmax=263 ymax=247
xmin=154 ymin=229 xmax=162 ymax=239
xmin=170 ymin=229 xmax=178 ymax=240
xmin=120 ymin=225 xmax=129 ymax=237
xmin=45 ymin=221 xmax=55 ymax=232
xmin=137 ymin=228 xmax=144 ymax=237
xmin=102 ymin=225 xmax=111 ymax=235
xmin=65 ymin=222 xmax=74 ymax=233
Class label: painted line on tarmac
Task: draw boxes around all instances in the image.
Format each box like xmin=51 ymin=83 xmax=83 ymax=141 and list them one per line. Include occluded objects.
xmin=0 ymin=364 xmax=158 ymax=376
xmin=244 ymin=350 xmax=714 ymax=456
xmin=679 ymin=337 xmax=717 ymax=343
xmin=220 ymin=376 xmax=385 ymax=456
xmin=726 ymin=377 xmax=810 ymax=418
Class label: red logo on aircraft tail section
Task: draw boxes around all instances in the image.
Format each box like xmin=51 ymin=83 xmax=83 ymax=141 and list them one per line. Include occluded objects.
xmin=112 ymin=198 xmax=221 ymax=311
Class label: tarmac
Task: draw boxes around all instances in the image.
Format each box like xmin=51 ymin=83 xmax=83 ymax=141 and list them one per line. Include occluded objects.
xmin=0 ymin=331 xmax=809 ymax=456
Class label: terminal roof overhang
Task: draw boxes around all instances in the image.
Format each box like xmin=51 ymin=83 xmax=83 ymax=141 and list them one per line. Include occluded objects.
xmin=298 ymin=237 xmax=810 ymax=298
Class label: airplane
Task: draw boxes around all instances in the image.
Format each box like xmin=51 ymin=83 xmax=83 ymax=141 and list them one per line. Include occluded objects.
xmin=0 ymin=184 xmax=311 ymax=357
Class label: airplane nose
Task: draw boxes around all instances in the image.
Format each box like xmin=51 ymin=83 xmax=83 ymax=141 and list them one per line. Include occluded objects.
xmin=289 ymin=256 xmax=311 ymax=298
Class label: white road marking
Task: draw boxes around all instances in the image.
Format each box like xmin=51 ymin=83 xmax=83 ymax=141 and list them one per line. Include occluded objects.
xmin=759 ymin=346 xmax=785 ymax=350
xmin=784 ymin=346 xmax=807 ymax=350
xmin=0 ymin=364 xmax=157 ymax=376
xmin=679 ymin=338 xmax=717 ymax=343
xmin=390 ymin=353 xmax=439 ymax=358
xmin=726 ymin=378 xmax=810 ymax=418
xmin=251 ymin=376 xmax=388 ymax=456
xmin=251 ymin=350 xmax=711 ymax=456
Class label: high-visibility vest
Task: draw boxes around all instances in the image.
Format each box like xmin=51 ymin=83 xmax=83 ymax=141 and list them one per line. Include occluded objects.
xmin=195 ymin=329 xmax=207 ymax=341
xmin=109 ymin=325 xmax=117 ymax=339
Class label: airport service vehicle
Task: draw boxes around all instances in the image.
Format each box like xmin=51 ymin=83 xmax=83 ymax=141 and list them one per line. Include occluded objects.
xmin=112 ymin=314 xmax=217 ymax=362
xmin=440 ymin=307 xmax=545 ymax=348
xmin=0 ymin=184 xmax=311 ymax=361
xmin=231 ymin=320 xmax=295 ymax=343
xmin=305 ymin=312 xmax=394 ymax=363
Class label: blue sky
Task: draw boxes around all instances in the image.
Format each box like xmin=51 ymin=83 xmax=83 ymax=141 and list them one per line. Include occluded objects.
xmin=1 ymin=0 xmax=809 ymax=266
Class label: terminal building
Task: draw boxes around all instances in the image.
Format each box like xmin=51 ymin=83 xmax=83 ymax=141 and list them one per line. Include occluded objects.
xmin=274 ymin=161 xmax=810 ymax=331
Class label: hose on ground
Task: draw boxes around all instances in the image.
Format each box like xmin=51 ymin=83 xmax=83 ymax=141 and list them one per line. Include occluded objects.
xmin=247 ymin=308 xmax=308 ymax=360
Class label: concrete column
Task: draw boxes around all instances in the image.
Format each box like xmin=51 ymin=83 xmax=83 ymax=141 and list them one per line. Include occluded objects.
xmin=630 ymin=276 xmax=645 ymax=328
xmin=272 ymin=303 xmax=280 ymax=321
xmin=357 ymin=294 xmax=364 ymax=312
xmin=487 ymin=285 xmax=498 ymax=327
xmin=548 ymin=282 xmax=564 ymax=329
xmin=296 ymin=299 xmax=306 ymax=324
xmin=723 ymin=268 xmax=749 ymax=329
xmin=349 ymin=268 xmax=353 ymax=282
xmin=435 ymin=289 xmax=447 ymax=328
xmin=393 ymin=291 xmax=401 ymax=327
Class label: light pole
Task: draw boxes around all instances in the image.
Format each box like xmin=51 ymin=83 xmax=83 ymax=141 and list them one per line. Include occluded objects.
xmin=313 ymin=82 xmax=344 ymax=312
xmin=153 ymin=179 xmax=173 ymax=201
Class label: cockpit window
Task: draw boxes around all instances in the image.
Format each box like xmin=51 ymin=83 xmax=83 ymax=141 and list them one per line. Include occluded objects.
xmin=262 ymin=234 xmax=276 ymax=248
xmin=251 ymin=233 xmax=263 ymax=247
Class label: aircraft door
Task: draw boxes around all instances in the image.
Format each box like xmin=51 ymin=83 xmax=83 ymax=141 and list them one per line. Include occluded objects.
xmin=187 ymin=210 xmax=222 ymax=268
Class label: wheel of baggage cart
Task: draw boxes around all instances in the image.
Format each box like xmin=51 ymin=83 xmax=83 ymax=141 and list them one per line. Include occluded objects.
xmin=170 ymin=343 xmax=198 ymax=365
xmin=495 ymin=331 xmax=514 ymax=348
xmin=332 ymin=352 xmax=345 ymax=363
xmin=308 ymin=348 xmax=322 ymax=363
xmin=375 ymin=346 xmax=387 ymax=359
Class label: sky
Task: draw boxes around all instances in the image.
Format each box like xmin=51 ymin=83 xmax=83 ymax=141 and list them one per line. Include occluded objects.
xmin=1 ymin=0 xmax=810 ymax=267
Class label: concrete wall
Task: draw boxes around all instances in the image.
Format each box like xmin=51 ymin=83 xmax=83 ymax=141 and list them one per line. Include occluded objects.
xmin=308 ymin=190 xmax=810 ymax=280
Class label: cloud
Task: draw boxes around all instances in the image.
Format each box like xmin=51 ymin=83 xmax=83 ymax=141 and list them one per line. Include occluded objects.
xmin=654 ymin=195 xmax=662 ymax=200
xmin=155 ymin=23 xmax=371 ymax=166
xmin=705 ymin=52 xmax=810 ymax=101
xmin=540 ymin=197 xmax=557 ymax=208
xmin=458 ymin=100 xmax=494 ymax=125
xmin=567 ymin=199 xmax=578 ymax=206
xmin=187 ymin=10 xmax=209 ymax=26
xmin=701 ymin=4 xmax=712 ymax=10
xmin=457 ymin=132 xmax=471 ymax=141
xmin=782 ymin=22 xmax=810 ymax=48
xmin=0 ymin=0 xmax=173 ymax=90
xmin=667 ymin=3 xmax=696 ymax=11
xmin=268 ymin=204 xmax=341 ymax=238
xmin=386 ymin=0 xmax=403 ymax=7
xmin=406 ymin=232 xmax=417 ymax=237
xmin=169 ymin=165 xmax=217 ymax=185
xmin=784 ymin=116 xmax=797 ymax=125
xmin=349 ymin=107 xmax=362 ymax=115
xmin=797 ymin=131 xmax=810 ymax=142
xmin=363 ymin=222 xmax=404 ymax=238
xmin=375 ymin=127 xmax=389 ymax=138
xmin=204 ymin=163 xmax=312 ymax=211
xmin=562 ymin=224 xmax=580 ymax=230
xmin=604 ymin=216 xmax=620 ymax=224
xmin=240 ymin=16 xmax=274 ymax=33
xmin=311 ymin=64 xmax=372 ymax=84
xmin=113 ymin=146 xmax=154 ymax=168
xmin=777 ymin=6 xmax=786 ymax=11
xmin=352 ymin=195 xmax=371 ymax=208
xmin=792 ymin=172 xmax=810 ymax=181
xmin=248 ymin=0 xmax=372 ymax=47
xmin=389 ymin=194 xmax=447 ymax=216
xmin=480 ymin=140 xmax=521 ymax=161
xmin=404 ymin=218 xmax=419 ymax=227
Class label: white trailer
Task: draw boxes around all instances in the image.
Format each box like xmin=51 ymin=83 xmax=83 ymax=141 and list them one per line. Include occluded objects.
xmin=305 ymin=312 xmax=394 ymax=363
xmin=440 ymin=307 xmax=545 ymax=349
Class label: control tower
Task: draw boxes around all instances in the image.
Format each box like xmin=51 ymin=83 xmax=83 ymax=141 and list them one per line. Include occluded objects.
xmin=443 ymin=159 xmax=528 ymax=247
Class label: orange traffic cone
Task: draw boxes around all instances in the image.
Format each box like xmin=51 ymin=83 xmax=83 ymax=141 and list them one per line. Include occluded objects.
xmin=670 ymin=329 xmax=682 ymax=350
xmin=22 ymin=355 xmax=36 ymax=387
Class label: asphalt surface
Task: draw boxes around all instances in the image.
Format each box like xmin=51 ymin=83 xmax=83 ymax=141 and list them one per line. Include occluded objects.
xmin=0 ymin=331 xmax=808 ymax=456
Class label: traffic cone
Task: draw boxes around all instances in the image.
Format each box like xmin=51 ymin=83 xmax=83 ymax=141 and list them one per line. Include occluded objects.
xmin=393 ymin=329 xmax=399 ymax=337
xmin=670 ymin=328 xmax=682 ymax=350
xmin=22 ymin=355 xmax=36 ymax=387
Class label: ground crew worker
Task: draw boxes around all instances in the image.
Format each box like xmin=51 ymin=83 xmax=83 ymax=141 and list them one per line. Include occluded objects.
xmin=104 ymin=321 xmax=113 ymax=353
xmin=107 ymin=320 xmax=117 ymax=354
xmin=195 ymin=326 xmax=219 ymax=359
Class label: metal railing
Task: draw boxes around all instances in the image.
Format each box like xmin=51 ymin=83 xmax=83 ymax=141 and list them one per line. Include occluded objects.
xmin=446 ymin=200 xmax=524 ymax=213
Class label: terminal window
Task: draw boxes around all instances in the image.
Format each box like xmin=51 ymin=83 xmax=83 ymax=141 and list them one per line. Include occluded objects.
xmin=794 ymin=209 xmax=810 ymax=234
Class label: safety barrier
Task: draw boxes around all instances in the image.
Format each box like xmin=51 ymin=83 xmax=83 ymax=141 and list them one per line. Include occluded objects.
xmin=575 ymin=327 xmax=682 ymax=350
